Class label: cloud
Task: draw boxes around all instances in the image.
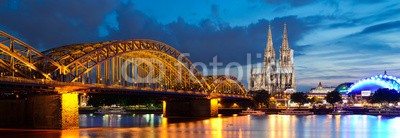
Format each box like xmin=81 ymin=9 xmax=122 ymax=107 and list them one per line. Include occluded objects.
xmin=358 ymin=20 xmax=400 ymax=34
xmin=98 ymin=11 xmax=120 ymax=37
xmin=257 ymin=0 xmax=317 ymax=7
xmin=0 ymin=0 xmax=120 ymax=50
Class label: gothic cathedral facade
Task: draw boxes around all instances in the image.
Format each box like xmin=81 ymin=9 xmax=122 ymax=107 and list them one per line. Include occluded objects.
xmin=249 ymin=23 xmax=296 ymax=94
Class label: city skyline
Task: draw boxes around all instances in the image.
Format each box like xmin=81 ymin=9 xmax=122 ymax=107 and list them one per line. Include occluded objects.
xmin=1 ymin=0 xmax=399 ymax=91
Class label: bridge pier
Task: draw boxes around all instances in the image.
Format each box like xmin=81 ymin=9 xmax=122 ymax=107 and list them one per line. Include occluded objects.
xmin=163 ymin=98 xmax=218 ymax=117
xmin=27 ymin=93 xmax=79 ymax=129
xmin=0 ymin=93 xmax=79 ymax=129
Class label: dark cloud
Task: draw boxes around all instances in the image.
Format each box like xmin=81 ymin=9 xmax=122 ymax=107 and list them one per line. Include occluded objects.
xmin=106 ymin=3 xmax=170 ymax=42
xmin=279 ymin=0 xmax=388 ymax=11
xmin=0 ymin=1 xmax=313 ymax=70
xmin=102 ymin=5 xmax=312 ymax=66
xmin=258 ymin=0 xmax=317 ymax=7
xmin=359 ymin=20 xmax=400 ymax=34
xmin=298 ymin=75 xmax=360 ymax=80
xmin=328 ymin=7 xmax=400 ymax=29
xmin=350 ymin=0 xmax=387 ymax=4
xmin=166 ymin=18 xmax=255 ymax=64
xmin=0 ymin=0 xmax=119 ymax=51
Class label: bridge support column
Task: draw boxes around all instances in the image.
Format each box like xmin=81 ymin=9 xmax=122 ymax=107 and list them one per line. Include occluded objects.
xmin=26 ymin=93 xmax=79 ymax=129
xmin=0 ymin=93 xmax=79 ymax=129
xmin=163 ymin=98 xmax=218 ymax=117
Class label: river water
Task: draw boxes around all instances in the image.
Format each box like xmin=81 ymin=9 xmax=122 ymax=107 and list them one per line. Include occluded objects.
xmin=2 ymin=114 xmax=400 ymax=137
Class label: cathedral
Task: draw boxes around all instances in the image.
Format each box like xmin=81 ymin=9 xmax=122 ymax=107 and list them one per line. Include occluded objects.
xmin=249 ymin=23 xmax=296 ymax=94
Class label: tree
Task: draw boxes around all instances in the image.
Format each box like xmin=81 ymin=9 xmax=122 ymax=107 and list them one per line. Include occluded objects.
xmin=370 ymin=88 xmax=400 ymax=105
xmin=290 ymin=92 xmax=308 ymax=108
xmin=325 ymin=91 xmax=342 ymax=109
xmin=251 ymin=90 xmax=270 ymax=108
xmin=269 ymin=96 xmax=277 ymax=108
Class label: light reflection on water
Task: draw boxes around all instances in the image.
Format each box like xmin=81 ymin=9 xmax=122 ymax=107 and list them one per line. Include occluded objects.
xmin=79 ymin=114 xmax=162 ymax=128
xmin=3 ymin=114 xmax=400 ymax=137
xmin=76 ymin=114 xmax=400 ymax=138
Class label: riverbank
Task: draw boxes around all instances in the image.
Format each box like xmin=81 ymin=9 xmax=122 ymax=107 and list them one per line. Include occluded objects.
xmin=79 ymin=107 xmax=162 ymax=114
xmin=79 ymin=107 xmax=388 ymax=115
xmin=80 ymin=107 xmax=246 ymax=115
xmin=259 ymin=108 xmax=373 ymax=115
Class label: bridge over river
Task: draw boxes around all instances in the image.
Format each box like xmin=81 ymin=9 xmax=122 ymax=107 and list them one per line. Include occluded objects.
xmin=0 ymin=30 xmax=251 ymax=129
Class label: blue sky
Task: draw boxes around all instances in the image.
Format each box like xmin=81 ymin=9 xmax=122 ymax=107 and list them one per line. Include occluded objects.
xmin=1 ymin=0 xmax=400 ymax=91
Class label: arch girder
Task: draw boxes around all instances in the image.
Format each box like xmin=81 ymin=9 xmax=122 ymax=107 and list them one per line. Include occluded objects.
xmin=207 ymin=75 xmax=247 ymax=96
xmin=53 ymin=40 xmax=204 ymax=83
xmin=0 ymin=31 xmax=62 ymax=79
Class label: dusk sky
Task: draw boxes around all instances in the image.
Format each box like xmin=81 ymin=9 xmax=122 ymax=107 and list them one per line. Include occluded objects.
xmin=1 ymin=0 xmax=399 ymax=91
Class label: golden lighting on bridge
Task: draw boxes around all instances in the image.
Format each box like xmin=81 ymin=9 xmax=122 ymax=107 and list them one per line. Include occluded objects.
xmin=0 ymin=30 xmax=248 ymax=97
xmin=61 ymin=93 xmax=79 ymax=129
xmin=0 ymin=29 xmax=250 ymax=130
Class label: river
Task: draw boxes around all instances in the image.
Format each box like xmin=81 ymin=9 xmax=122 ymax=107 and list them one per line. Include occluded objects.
xmin=1 ymin=114 xmax=399 ymax=137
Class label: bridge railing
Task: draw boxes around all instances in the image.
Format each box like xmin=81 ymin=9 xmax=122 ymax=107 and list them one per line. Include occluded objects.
xmin=0 ymin=76 xmax=96 ymax=87
xmin=0 ymin=76 xmax=208 ymax=93
xmin=0 ymin=76 xmax=250 ymax=98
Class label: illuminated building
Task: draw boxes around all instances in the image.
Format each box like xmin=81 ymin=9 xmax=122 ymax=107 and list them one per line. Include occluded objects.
xmin=310 ymin=82 xmax=335 ymax=93
xmin=334 ymin=82 xmax=353 ymax=94
xmin=347 ymin=71 xmax=400 ymax=96
xmin=307 ymin=82 xmax=335 ymax=100
xmin=249 ymin=23 xmax=296 ymax=95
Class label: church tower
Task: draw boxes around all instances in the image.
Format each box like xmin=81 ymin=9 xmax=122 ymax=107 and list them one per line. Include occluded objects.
xmin=278 ymin=23 xmax=296 ymax=93
xmin=279 ymin=23 xmax=292 ymax=67
xmin=263 ymin=24 xmax=276 ymax=93
xmin=264 ymin=24 xmax=275 ymax=67
xmin=249 ymin=23 xmax=296 ymax=94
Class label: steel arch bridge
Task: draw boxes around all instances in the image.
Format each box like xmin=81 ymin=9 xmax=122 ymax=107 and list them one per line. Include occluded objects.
xmin=0 ymin=30 xmax=248 ymax=97
xmin=206 ymin=75 xmax=247 ymax=95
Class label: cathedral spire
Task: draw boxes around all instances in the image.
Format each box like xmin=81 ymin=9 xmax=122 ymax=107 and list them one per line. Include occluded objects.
xmin=264 ymin=23 xmax=275 ymax=66
xmin=266 ymin=24 xmax=275 ymax=54
xmin=279 ymin=23 xmax=293 ymax=67
xmin=281 ymin=23 xmax=289 ymax=50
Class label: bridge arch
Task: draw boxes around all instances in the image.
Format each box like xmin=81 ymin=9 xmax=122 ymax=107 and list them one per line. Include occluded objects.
xmin=44 ymin=39 xmax=210 ymax=91
xmin=0 ymin=31 xmax=61 ymax=79
xmin=0 ymin=30 xmax=249 ymax=96
xmin=207 ymin=75 xmax=247 ymax=96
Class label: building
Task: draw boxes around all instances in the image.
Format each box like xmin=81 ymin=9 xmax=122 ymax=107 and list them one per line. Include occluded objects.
xmin=347 ymin=71 xmax=400 ymax=96
xmin=334 ymin=82 xmax=353 ymax=94
xmin=249 ymin=24 xmax=296 ymax=95
xmin=310 ymin=82 xmax=335 ymax=93
xmin=308 ymin=82 xmax=335 ymax=100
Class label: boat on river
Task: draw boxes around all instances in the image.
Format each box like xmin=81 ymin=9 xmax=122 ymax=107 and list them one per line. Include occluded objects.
xmin=95 ymin=105 xmax=130 ymax=114
xmin=239 ymin=109 xmax=265 ymax=116
xmin=330 ymin=109 xmax=353 ymax=115
xmin=278 ymin=109 xmax=314 ymax=115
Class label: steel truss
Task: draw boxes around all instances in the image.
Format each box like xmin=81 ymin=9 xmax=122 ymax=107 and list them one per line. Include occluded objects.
xmin=0 ymin=31 xmax=247 ymax=96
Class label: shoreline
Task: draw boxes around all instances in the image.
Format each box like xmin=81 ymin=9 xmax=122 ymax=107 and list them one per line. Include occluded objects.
xmin=79 ymin=107 xmax=397 ymax=116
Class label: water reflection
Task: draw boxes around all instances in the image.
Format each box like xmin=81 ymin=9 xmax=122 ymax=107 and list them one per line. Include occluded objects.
xmin=79 ymin=114 xmax=162 ymax=128
xmin=2 ymin=114 xmax=400 ymax=137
